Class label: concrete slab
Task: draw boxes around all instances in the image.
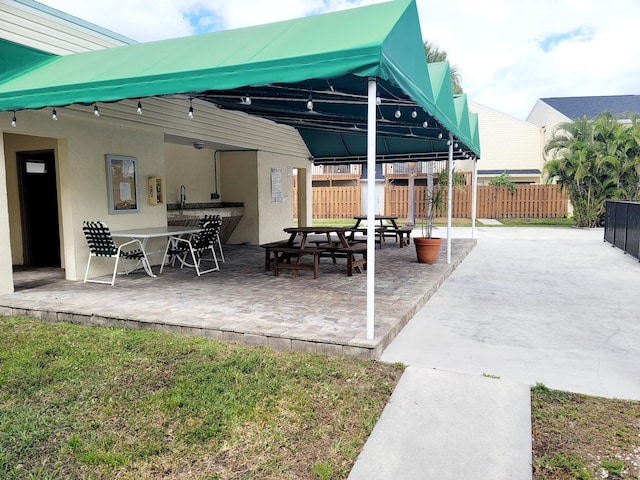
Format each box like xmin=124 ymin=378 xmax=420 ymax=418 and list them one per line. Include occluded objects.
xmin=382 ymin=227 xmax=640 ymax=400
xmin=477 ymin=218 xmax=503 ymax=225
xmin=348 ymin=366 xmax=532 ymax=480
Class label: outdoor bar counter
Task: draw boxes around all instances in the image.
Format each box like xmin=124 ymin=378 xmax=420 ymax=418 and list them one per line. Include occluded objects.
xmin=167 ymin=202 xmax=244 ymax=244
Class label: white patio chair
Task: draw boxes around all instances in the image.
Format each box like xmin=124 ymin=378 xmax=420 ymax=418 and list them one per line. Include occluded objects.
xmin=160 ymin=221 xmax=220 ymax=276
xmin=198 ymin=214 xmax=225 ymax=262
xmin=82 ymin=221 xmax=150 ymax=285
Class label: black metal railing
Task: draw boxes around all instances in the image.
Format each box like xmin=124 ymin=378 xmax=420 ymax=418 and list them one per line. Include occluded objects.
xmin=604 ymin=200 xmax=640 ymax=260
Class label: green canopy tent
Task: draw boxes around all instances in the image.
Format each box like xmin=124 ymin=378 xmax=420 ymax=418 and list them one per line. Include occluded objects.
xmin=0 ymin=0 xmax=479 ymax=159
xmin=0 ymin=0 xmax=480 ymax=338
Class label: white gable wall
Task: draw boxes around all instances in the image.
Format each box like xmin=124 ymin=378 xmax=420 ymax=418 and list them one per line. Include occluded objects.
xmin=526 ymin=100 xmax=572 ymax=154
xmin=457 ymin=101 xmax=545 ymax=184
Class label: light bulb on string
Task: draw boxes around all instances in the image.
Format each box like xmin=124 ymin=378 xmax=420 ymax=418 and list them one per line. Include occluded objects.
xmin=306 ymin=95 xmax=314 ymax=111
xmin=11 ymin=111 xmax=16 ymax=127
xmin=52 ymin=108 xmax=57 ymax=121
xmin=411 ymin=107 xmax=418 ymax=118
xmin=188 ymin=98 xmax=194 ymax=119
xmin=94 ymin=104 xmax=100 ymax=117
xmin=394 ymin=107 xmax=401 ymax=119
xmin=137 ymin=100 xmax=143 ymax=115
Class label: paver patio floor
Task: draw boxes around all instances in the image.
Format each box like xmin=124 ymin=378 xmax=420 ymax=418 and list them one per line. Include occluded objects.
xmin=2 ymin=239 xmax=475 ymax=359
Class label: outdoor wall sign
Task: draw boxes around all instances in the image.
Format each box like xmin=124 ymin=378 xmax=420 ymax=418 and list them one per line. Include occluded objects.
xmin=271 ymin=167 xmax=283 ymax=203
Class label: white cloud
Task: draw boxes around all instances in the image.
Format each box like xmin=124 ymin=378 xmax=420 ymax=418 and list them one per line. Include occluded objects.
xmin=38 ymin=0 xmax=640 ymax=120
xmin=417 ymin=0 xmax=640 ymax=118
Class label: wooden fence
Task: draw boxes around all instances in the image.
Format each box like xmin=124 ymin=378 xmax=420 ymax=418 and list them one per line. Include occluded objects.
xmin=474 ymin=184 xmax=568 ymax=218
xmin=294 ymin=184 xmax=567 ymax=219
xmin=293 ymin=185 xmax=361 ymax=219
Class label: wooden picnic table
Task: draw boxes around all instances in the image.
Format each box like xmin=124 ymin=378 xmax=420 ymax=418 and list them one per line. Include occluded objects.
xmin=351 ymin=215 xmax=412 ymax=248
xmin=283 ymin=226 xmax=353 ymax=249
xmin=353 ymin=215 xmax=400 ymax=229
xmin=268 ymin=226 xmax=366 ymax=278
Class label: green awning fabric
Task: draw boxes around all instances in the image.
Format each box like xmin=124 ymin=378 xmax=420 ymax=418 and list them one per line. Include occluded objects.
xmin=0 ymin=39 xmax=55 ymax=83
xmin=0 ymin=0 xmax=480 ymax=159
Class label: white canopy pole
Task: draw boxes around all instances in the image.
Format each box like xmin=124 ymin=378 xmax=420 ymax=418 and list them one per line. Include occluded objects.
xmin=472 ymin=157 xmax=478 ymax=239
xmin=446 ymin=132 xmax=454 ymax=264
xmin=366 ymin=78 xmax=377 ymax=340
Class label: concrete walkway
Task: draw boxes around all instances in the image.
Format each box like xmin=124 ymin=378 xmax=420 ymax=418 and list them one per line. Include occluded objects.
xmin=350 ymin=226 xmax=640 ymax=479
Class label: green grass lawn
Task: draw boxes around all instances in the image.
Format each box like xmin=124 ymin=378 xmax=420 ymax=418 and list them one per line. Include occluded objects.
xmin=531 ymin=384 xmax=640 ymax=480
xmin=0 ymin=317 xmax=402 ymax=479
xmin=3 ymin=318 xmax=637 ymax=480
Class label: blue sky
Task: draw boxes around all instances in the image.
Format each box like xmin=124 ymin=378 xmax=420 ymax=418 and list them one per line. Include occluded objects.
xmin=38 ymin=0 xmax=640 ymax=120
xmin=538 ymin=27 xmax=594 ymax=53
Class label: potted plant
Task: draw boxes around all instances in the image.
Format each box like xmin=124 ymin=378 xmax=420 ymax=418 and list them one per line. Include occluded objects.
xmin=414 ymin=178 xmax=445 ymax=264
xmin=414 ymin=164 xmax=462 ymax=264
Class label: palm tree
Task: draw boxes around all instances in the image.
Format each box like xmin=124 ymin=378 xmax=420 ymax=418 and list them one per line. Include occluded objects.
xmin=424 ymin=40 xmax=463 ymax=94
xmin=544 ymin=113 xmax=640 ymax=227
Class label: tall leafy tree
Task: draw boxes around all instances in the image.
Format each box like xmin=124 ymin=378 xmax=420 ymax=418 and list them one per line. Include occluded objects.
xmin=544 ymin=113 xmax=640 ymax=227
xmin=424 ymin=40 xmax=463 ymax=95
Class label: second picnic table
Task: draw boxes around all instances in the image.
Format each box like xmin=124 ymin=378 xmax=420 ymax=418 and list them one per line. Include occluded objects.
xmin=351 ymin=215 xmax=412 ymax=248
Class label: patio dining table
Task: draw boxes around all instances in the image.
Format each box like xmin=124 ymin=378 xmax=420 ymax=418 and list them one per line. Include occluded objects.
xmin=111 ymin=225 xmax=202 ymax=277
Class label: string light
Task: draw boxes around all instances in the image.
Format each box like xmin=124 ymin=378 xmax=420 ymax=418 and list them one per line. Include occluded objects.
xmin=137 ymin=99 xmax=142 ymax=115
xmin=306 ymin=95 xmax=313 ymax=111
xmin=11 ymin=111 xmax=16 ymax=127
xmin=411 ymin=107 xmax=418 ymax=118
xmin=52 ymin=108 xmax=57 ymax=121
xmin=188 ymin=97 xmax=194 ymax=119
xmin=422 ymin=119 xmax=429 ymax=128
xmin=93 ymin=104 xmax=100 ymax=117
xmin=241 ymin=95 xmax=251 ymax=105
xmin=394 ymin=107 xmax=401 ymax=119
xmin=376 ymin=95 xmax=381 ymax=106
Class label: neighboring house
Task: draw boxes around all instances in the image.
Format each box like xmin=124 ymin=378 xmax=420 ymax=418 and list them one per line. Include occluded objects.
xmin=458 ymin=101 xmax=545 ymax=185
xmin=526 ymin=94 xmax=640 ymax=146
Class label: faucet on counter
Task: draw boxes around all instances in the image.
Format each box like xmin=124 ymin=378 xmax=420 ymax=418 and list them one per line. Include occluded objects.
xmin=179 ymin=185 xmax=186 ymax=209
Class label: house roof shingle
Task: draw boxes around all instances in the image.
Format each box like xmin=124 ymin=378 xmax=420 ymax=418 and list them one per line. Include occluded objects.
xmin=541 ymin=95 xmax=640 ymax=120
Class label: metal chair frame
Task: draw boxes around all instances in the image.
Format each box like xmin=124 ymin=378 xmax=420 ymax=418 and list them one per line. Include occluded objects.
xmin=160 ymin=221 xmax=220 ymax=276
xmin=82 ymin=221 xmax=151 ymax=285
xmin=198 ymin=214 xmax=225 ymax=262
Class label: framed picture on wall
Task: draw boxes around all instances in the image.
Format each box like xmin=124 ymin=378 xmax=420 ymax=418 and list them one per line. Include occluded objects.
xmin=106 ymin=154 xmax=140 ymax=214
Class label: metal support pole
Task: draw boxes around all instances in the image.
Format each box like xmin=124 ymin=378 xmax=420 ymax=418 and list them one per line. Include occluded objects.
xmin=366 ymin=78 xmax=376 ymax=340
xmin=447 ymin=132 xmax=454 ymax=264
xmin=406 ymin=162 xmax=416 ymax=226
xmin=472 ymin=158 xmax=478 ymax=239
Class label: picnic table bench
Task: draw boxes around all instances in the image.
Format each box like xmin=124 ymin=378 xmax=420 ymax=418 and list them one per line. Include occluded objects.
xmin=327 ymin=243 xmax=367 ymax=275
xmin=380 ymin=225 xmax=413 ymax=247
xmin=260 ymin=239 xmax=296 ymax=271
xmin=262 ymin=226 xmax=368 ymax=279
xmin=270 ymin=246 xmax=323 ymax=279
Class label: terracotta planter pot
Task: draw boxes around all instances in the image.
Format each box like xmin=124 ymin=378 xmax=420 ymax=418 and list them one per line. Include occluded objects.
xmin=414 ymin=237 xmax=442 ymax=264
